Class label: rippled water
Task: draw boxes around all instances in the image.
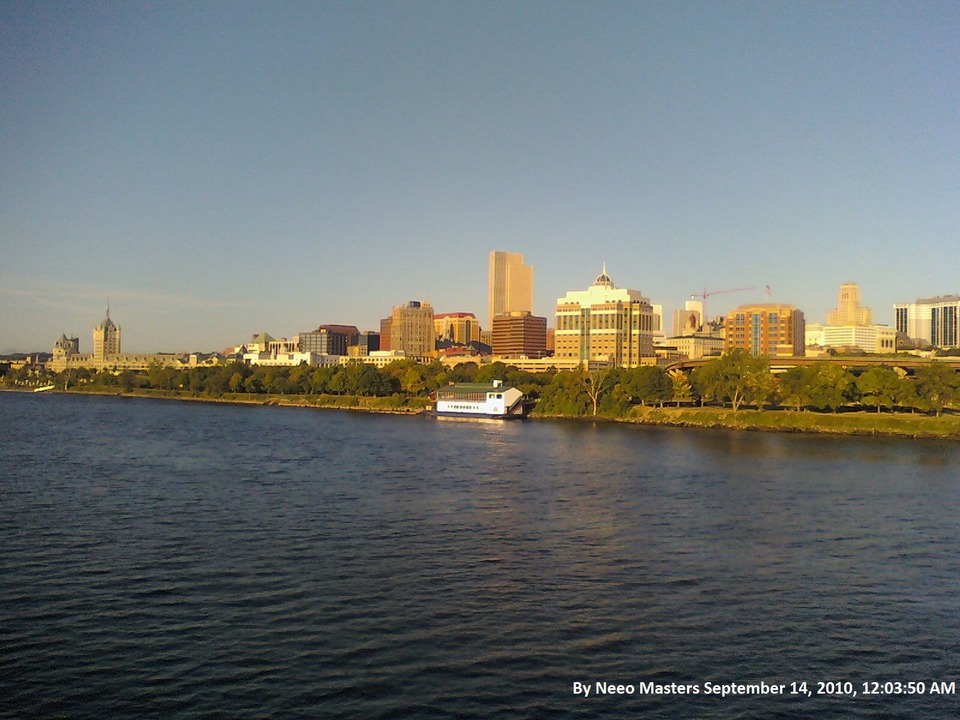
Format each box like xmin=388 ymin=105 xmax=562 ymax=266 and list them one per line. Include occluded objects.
xmin=2 ymin=393 xmax=959 ymax=719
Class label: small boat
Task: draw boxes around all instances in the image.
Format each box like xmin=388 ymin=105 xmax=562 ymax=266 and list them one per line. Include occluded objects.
xmin=33 ymin=384 xmax=56 ymax=393
xmin=431 ymin=380 xmax=532 ymax=419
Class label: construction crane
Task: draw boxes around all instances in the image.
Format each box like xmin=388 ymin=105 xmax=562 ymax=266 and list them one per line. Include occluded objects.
xmin=687 ymin=286 xmax=764 ymax=327
xmin=690 ymin=286 xmax=756 ymax=300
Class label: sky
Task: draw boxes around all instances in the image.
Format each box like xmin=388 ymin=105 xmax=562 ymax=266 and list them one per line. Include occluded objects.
xmin=2 ymin=1 xmax=958 ymax=353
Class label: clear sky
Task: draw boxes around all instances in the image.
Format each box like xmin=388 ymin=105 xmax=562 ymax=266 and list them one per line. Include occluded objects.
xmin=2 ymin=1 xmax=958 ymax=353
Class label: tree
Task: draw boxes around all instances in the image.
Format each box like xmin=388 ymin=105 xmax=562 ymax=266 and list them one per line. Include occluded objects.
xmin=622 ymin=365 xmax=673 ymax=407
xmin=599 ymin=382 xmax=630 ymax=416
xmin=913 ymin=361 xmax=959 ymax=416
xmin=668 ymin=370 xmax=692 ymax=407
xmin=288 ymin=363 xmax=313 ymax=394
xmin=746 ymin=368 xmax=778 ymax=410
xmin=309 ymin=366 xmax=337 ymax=394
xmin=695 ymin=350 xmax=770 ymax=411
xmin=400 ymin=367 xmax=427 ymax=395
xmin=447 ymin=362 xmax=479 ymax=383
xmin=244 ymin=372 xmax=264 ymax=394
xmin=188 ymin=368 xmax=205 ymax=394
xmin=689 ymin=363 xmax=717 ymax=407
xmin=778 ymin=366 xmax=812 ymax=411
xmin=229 ymin=372 xmax=246 ymax=393
xmin=534 ymin=371 xmax=591 ymax=416
xmin=476 ymin=362 xmax=509 ymax=384
xmin=856 ymin=367 xmax=902 ymax=413
xmin=119 ymin=370 xmax=136 ymax=392
xmin=328 ymin=368 xmax=349 ymax=395
xmin=267 ymin=370 xmax=293 ymax=395
xmin=356 ymin=365 xmax=396 ymax=396
xmin=583 ymin=367 xmax=618 ymax=416
xmin=805 ymin=362 xmax=856 ymax=412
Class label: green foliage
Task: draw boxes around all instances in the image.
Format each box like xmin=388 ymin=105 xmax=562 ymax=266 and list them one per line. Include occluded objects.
xmin=475 ymin=362 xmax=509 ymax=384
xmin=669 ymin=370 xmax=692 ymax=406
xmin=447 ymin=362 xmax=479 ymax=383
xmin=805 ymin=362 xmax=857 ymax=412
xmin=534 ymin=371 xmax=591 ymax=416
xmin=39 ymin=356 xmax=960 ymax=425
xmin=778 ymin=366 xmax=811 ymax=411
xmin=621 ymin=365 xmax=673 ymax=406
xmin=856 ymin=367 xmax=903 ymax=413
xmin=693 ymin=350 xmax=770 ymax=411
xmin=913 ymin=361 xmax=960 ymax=416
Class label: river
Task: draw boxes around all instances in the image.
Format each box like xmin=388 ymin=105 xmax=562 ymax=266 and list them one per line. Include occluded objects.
xmin=2 ymin=392 xmax=958 ymax=718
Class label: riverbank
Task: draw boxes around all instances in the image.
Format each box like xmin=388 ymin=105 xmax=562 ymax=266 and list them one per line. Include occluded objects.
xmin=15 ymin=387 xmax=433 ymax=414
xmin=620 ymin=405 xmax=960 ymax=439
xmin=14 ymin=386 xmax=960 ymax=438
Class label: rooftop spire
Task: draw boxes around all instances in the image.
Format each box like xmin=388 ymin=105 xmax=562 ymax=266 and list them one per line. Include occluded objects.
xmin=594 ymin=262 xmax=613 ymax=288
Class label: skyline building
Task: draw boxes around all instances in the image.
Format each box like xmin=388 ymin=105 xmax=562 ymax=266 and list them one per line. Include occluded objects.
xmin=298 ymin=325 xmax=360 ymax=356
xmin=805 ymin=282 xmax=893 ymax=354
xmin=48 ymin=308 xmax=183 ymax=371
xmin=491 ymin=311 xmax=548 ymax=358
xmin=895 ymin=295 xmax=960 ymax=348
xmin=92 ymin=306 xmax=121 ymax=363
xmin=827 ymin=282 xmax=873 ymax=326
xmin=434 ymin=312 xmax=481 ymax=346
xmin=805 ymin=323 xmax=896 ymax=355
xmin=553 ymin=264 xmax=658 ymax=367
xmin=384 ymin=300 xmax=436 ymax=359
xmin=724 ymin=303 xmax=805 ymax=357
xmin=672 ymin=299 xmax=705 ymax=337
xmin=488 ymin=251 xmax=533 ymax=328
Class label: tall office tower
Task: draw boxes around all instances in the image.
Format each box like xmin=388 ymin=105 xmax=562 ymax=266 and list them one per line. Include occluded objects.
xmin=388 ymin=300 xmax=436 ymax=359
xmin=827 ymin=283 xmax=873 ymax=326
xmin=92 ymin=305 xmax=121 ymax=363
xmin=724 ymin=304 xmax=806 ymax=357
xmin=488 ymin=251 xmax=533 ymax=327
xmin=553 ymin=265 xmax=658 ymax=367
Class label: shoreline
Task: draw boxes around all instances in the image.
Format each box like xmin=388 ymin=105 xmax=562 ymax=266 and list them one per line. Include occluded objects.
xmin=11 ymin=387 xmax=960 ymax=439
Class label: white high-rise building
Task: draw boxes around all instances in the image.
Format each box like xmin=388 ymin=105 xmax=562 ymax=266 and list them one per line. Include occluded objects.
xmin=895 ymin=295 xmax=960 ymax=348
xmin=553 ymin=264 xmax=658 ymax=367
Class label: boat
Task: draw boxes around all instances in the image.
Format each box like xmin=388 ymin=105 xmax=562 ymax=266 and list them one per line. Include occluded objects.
xmin=431 ymin=380 xmax=532 ymax=419
xmin=33 ymin=384 xmax=56 ymax=393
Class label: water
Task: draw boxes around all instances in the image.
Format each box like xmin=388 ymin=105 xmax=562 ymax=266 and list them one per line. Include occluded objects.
xmin=2 ymin=392 xmax=959 ymax=719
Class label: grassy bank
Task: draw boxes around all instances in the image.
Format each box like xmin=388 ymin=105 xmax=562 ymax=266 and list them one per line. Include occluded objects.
xmin=56 ymin=387 xmax=433 ymax=413
xmin=623 ymin=405 xmax=960 ymax=439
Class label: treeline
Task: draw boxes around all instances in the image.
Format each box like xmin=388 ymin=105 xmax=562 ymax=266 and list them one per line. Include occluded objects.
xmin=5 ymin=351 xmax=959 ymax=418
xmin=13 ymin=359 xmax=551 ymax=400
xmin=539 ymin=350 xmax=960 ymax=417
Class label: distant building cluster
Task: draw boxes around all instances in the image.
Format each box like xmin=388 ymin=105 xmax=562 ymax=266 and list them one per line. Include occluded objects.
xmin=47 ymin=256 xmax=960 ymax=373
xmin=49 ymin=307 xmax=191 ymax=372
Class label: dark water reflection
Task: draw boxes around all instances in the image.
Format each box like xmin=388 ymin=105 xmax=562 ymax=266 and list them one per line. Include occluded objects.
xmin=1 ymin=394 xmax=958 ymax=719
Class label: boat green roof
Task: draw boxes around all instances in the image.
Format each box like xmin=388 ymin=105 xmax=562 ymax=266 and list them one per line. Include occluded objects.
xmin=440 ymin=382 xmax=517 ymax=391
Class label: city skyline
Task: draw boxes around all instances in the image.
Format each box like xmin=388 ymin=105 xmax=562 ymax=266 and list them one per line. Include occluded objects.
xmin=3 ymin=2 xmax=958 ymax=353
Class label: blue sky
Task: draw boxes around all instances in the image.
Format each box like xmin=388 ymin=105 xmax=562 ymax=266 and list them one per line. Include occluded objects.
xmin=2 ymin=1 xmax=958 ymax=353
